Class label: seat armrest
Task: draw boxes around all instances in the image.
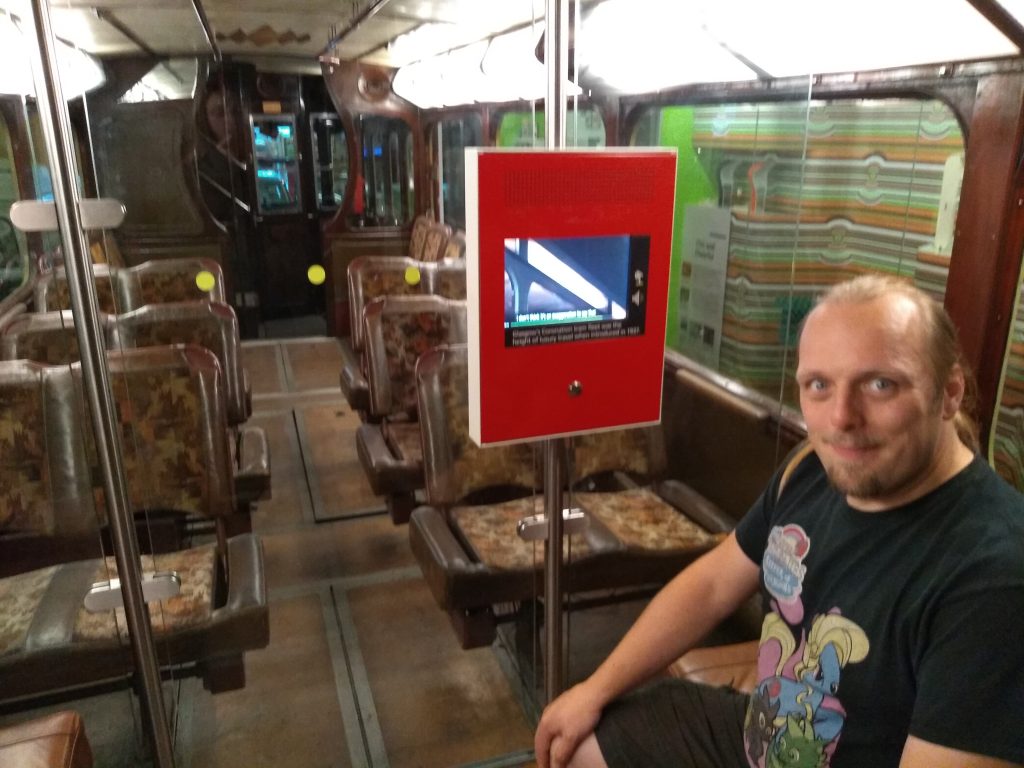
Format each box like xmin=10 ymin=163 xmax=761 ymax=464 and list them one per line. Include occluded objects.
xmin=339 ymin=339 xmax=370 ymax=413
xmin=409 ymin=505 xmax=487 ymax=609
xmin=242 ymin=368 xmax=252 ymax=421
xmin=0 ymin=710 xmax=94 ymax=768
xmin=656 ymin=479 xmax=736 ymax=534
xmin=355 ymin=423 xmax=422 ymax=495
xmin=210 ymin=533 xmax=270 ymax=651
xmin=234 ymin=426 xmax=271 ymax=504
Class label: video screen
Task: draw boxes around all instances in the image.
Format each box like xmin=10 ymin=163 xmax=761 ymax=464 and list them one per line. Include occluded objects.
xmin=504 ymin=234 xmax=649 ymax=348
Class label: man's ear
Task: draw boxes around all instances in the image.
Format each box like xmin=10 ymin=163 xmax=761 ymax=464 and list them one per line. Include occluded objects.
xmin=941 ymin=364 xmax=965 ymax=419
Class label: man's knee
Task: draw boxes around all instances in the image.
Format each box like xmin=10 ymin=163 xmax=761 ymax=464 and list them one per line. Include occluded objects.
xmin=566 ymin=732 xmax=609 ymax=768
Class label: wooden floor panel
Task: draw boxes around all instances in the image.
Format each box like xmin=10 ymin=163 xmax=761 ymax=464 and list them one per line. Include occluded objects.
xmin=346 ymin=578 xmax=536 ymax=768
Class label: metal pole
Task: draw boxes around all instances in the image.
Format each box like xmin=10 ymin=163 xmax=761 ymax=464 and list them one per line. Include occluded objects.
xmin=25 ymin=3 xmax=175 ymax=765
xmin=542 ymin=0 xmax=569 ymax=704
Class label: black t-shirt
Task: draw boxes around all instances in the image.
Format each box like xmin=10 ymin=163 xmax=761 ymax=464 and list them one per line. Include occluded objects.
xmin=734 ymin=453 xmax=1024 ymax=767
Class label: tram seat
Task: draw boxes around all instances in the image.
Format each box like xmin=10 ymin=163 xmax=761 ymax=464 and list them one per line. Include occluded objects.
xmin=420 ymin=221 xmax=452 ymax=262
xmin=408 ymin=345 xmax=724 ymax=649
xmin=355 ymin=295 xmax=467 ymax=523
xmin=34 ymin=264 xmax=121 ymax=314
xmin=116 ymin=301 xmax=251 ymax=426
xmin=33 ymin=258 xmax=227 ymax=314
xmin=0 ymin=531 xmax=269 ymax=704
xmin=0 ymin=309 xmax=120 ymax=365
xmin=340 ymin=255 xmax=466 ymax=415
xmin=0 ymin=710 xmax=94 ymax=768
xmin=0 ymin=307 xmax=268 ymax=509
xmin=119 ymin=257 xmax=228 ymax=307
xmin=665 ymin=358 xmax=805 ymax=524
xmin=440 ymin=230 xmax=466 ymax=262
xmin=0 ymin=345 xmax=264 ymax=576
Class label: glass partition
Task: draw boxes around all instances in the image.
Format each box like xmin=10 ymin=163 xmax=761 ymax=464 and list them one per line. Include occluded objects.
xmin=991 ymin=257 xmax=1024 ymax=491
xmin=495 ymin=105 xmax=607 ymax=147
xmin=310 ymin=112 xmax=348 ymax=211
xmin=437 ymin=113 xmax=482 ymax=229
xmin=359 ymin=114 xmax=414 ymax=227
xmin=634 ymin=97 xmax=964 ymax=406
xmin=251 ymin=113 xmax=302 ymax=215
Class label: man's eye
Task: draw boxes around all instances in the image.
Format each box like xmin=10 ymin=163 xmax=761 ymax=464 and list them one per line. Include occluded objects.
xmin=805 ymin=379 xmax=827 ymax=392
xmin=868 ymin=378 xmax=894 ymax=392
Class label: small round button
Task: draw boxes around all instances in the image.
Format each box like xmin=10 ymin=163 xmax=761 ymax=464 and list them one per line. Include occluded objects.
xmin=568 ymin=380 xmax=583 ymax=397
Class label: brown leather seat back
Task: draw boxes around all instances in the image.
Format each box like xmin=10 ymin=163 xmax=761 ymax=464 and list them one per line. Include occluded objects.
xmin=0 ymin=310 xmax=119 ymax=365
xmin=415 ymin=344 xmax=539 ymax=506
xmin=88 ymin=345 xmax=236 ymax=521
xmin=116 ymin=300 xmax=248 ymax=425
xmin=362 ymin=295 xmax=467 ymax=420
xmin=122 ymin=257 xmax=227 ymax=307
xmin=0 ymin=710 xmax=94 ymax=768
xmin=34 ymin=266 xmax=121 ymax=314
xmin=347 ymin=256 xmax=428 ymax=352
xmin=0 ymin=360 xmax=96 ymax=540
xmin=419 ymin=222 xmax=452 ymax=262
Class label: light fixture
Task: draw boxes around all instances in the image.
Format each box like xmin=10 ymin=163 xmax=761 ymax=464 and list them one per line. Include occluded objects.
xmin=0 ymin=10 xmax=105 ymax=99
xmin=581 ymin=0 xmax=757 ymax=93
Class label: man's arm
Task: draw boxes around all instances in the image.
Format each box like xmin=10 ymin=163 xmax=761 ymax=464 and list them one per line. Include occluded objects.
xmin=900 ymin=736 xmax=1022 ymax=768
xmin=534 ymin=532 xmax=761 ymax=768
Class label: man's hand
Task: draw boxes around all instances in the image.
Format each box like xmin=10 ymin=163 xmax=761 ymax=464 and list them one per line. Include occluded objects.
xmin=534 ymin=681 xmax=604 ymax=768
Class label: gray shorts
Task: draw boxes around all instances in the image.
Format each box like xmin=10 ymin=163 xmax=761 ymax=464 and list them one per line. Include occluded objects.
xmin=594 ymin=678 xmax=750 ymax=768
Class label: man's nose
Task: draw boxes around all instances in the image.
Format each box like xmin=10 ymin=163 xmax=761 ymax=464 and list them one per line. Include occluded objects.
xmin=830 ymin=386 xmax=863 ymax=430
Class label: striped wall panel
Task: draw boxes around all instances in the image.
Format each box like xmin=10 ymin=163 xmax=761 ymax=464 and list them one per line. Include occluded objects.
xmin=673 ymin=99 xmax=963 ymax=402
xmin=992 ymin=286 xmax=1024 ymax=492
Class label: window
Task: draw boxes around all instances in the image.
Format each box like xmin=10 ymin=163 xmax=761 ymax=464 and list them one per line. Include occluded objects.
xmin=437 ymin=115 xmax=482 ymax=230
xmin=633 ymin=99 xmax=964 ymax=404
xmin=359 ymin=115 xmax=414 ymax=227
xmin=310 ymin=113 xmax=348 ymax=211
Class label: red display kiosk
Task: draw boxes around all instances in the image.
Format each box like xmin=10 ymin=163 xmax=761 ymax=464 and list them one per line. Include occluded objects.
xmin=467 ymin=148 xmax=678 ymax=445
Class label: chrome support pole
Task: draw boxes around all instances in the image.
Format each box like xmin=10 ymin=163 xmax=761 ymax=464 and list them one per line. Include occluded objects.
xmin=542 ymin=439 xmax=566 ymax=702
xmin=25 ymin=3 xmax=175 ymax=766
xmin=545 ymin=0 xmax=568 ymax=152
xmin=542 ymin=0 xmax=570 ymax=705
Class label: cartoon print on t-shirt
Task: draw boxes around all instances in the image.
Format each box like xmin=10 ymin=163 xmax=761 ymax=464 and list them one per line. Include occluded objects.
xmin=744 ymin=525 xmax=870 ymax=767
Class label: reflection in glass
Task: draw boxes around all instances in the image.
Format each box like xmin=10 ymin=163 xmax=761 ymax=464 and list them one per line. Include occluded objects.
xmin=439 ymin=115 xmax=482 ymax=229
xmin=310 ymin=112 xmax=348 ymax=211
xmin=251 ymin=113 xmax=301 ymax=215
xmin=358 ymin=115 xmax=413 ymax=227
xmin=634 ymin=99 xmax=964 ymax=404
xmin=991 ymin=259 xmax=1024 ymax=492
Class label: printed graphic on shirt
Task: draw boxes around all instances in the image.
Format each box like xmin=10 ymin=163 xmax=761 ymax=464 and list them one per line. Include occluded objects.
xmin=744 ymin=526 xmax=870 ymax=768
xmin=763 ymin=524 xmax=810 ymax=624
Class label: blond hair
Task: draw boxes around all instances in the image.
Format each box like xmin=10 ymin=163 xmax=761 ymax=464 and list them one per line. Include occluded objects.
xmin=812 ymin=275 xmax=980 ymax=452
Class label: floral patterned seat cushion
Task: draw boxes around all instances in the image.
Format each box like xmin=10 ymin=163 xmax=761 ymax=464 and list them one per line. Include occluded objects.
xmin=0 ymin=379 xmax=52 ymax=535
xmin=451 ymin=496 xmax=593 ymax=570
xmin=93 ymin=367 xmax=208 ymax=519
xmin=73 ymin=544 xmax=216 ymax=642
xmin=382 ymin=420 xmax=423 ymax=464
xmin=11 ymin=326 xmax=80 ymax=365
xmin=574 ymin=487 xmax=716 ymax=552
xmin=0 ymin=566 xmax=58 ymax=657
xmin=382 ymin=310 xmax=453 ymax=415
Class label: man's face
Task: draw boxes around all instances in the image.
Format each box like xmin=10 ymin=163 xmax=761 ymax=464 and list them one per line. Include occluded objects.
xmin=796 ymin=295 xmax=960 ymax=511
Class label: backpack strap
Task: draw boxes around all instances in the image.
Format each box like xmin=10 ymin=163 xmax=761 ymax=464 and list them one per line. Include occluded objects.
xmin=776 ymin=441 xmax=814 ymax=502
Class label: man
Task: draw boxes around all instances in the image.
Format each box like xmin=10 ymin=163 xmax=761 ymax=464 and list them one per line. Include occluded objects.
xmin=535 ymin=275 xmax=1024 ymax=767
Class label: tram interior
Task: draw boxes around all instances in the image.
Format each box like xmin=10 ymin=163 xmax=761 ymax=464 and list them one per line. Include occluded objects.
xmin=1 ymin=1 xmax=1024 ymax=766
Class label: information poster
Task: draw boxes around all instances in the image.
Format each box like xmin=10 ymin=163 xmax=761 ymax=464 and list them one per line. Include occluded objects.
xmin=680 ymin=205 xmax=731 ymax=368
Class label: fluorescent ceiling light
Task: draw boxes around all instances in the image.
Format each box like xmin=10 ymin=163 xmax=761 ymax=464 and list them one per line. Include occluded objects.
xmin=582 ymin=0 xmax=758 ymax=92
xmin=0 ymin=11 xmax=105 ymax=99
xmin=703 ymin=0 xmax=1018 ymax=77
